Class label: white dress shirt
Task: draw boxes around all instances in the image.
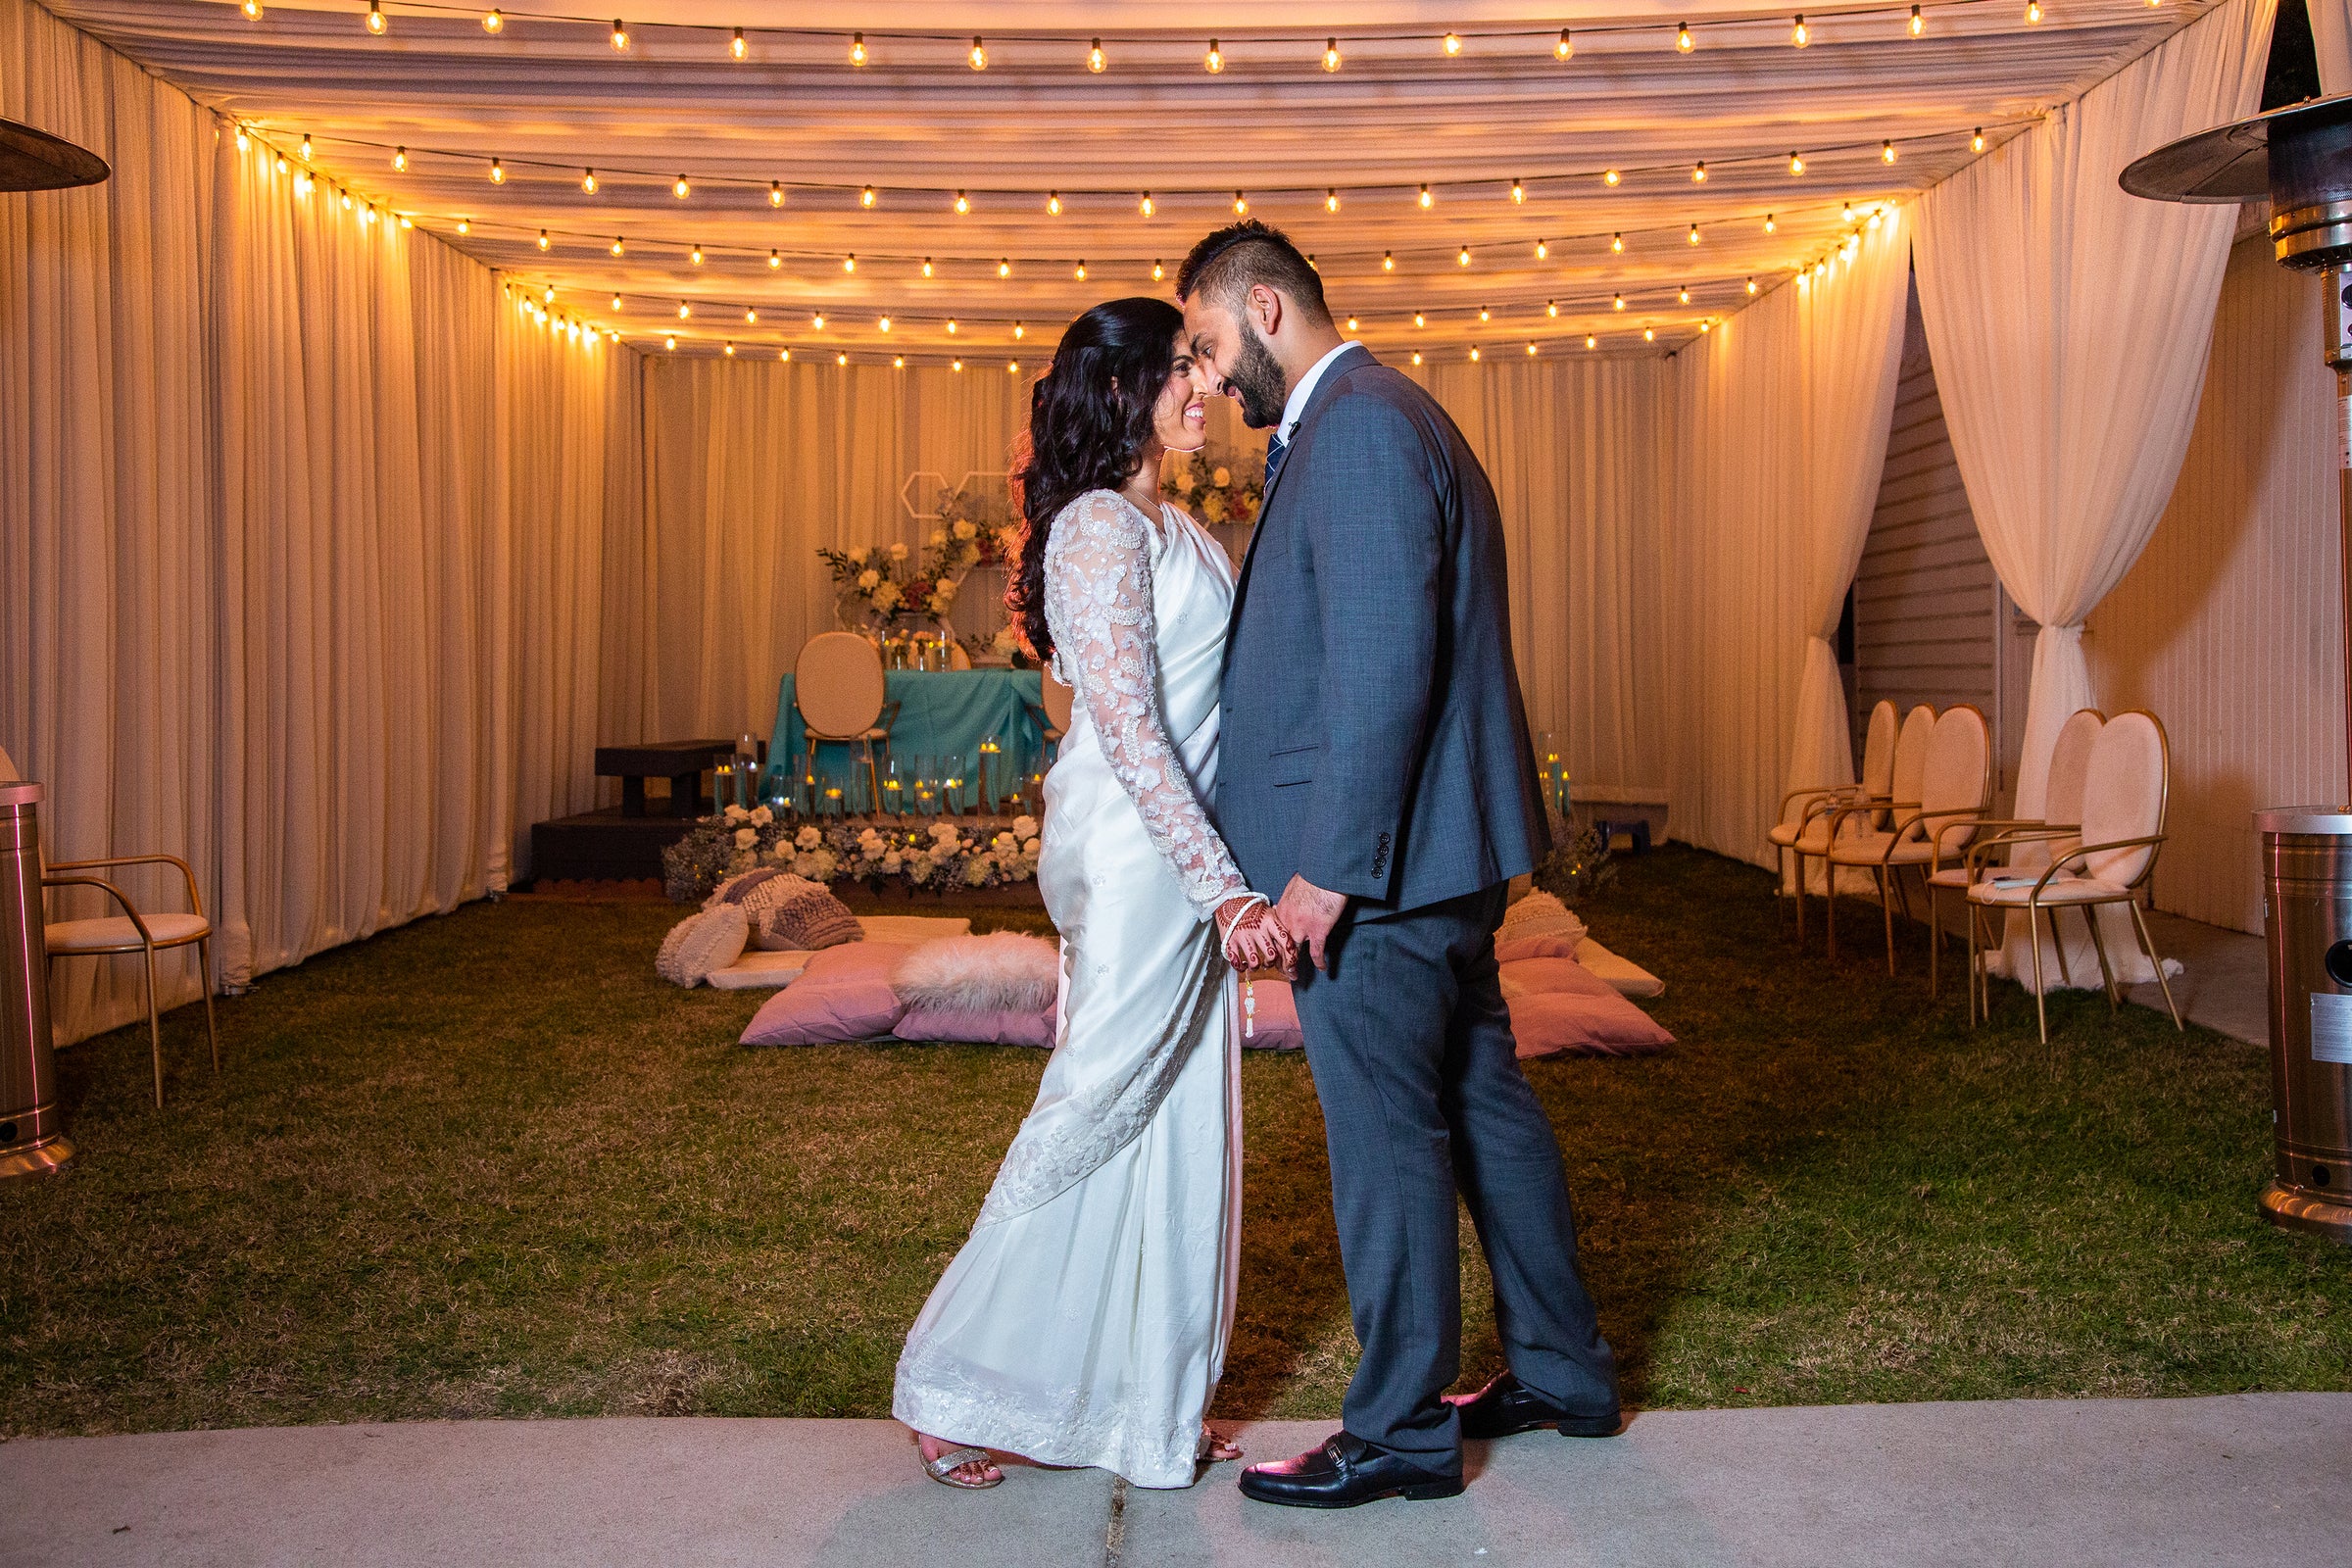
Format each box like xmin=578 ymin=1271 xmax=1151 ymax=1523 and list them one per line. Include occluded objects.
xmin=1276 ymin=340 xmax=1358 ymax=449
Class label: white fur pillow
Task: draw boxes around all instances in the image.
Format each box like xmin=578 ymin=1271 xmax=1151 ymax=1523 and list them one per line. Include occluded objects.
xmin=657 ymin=906 xmax=751 ymax=988
xmin=1500 ymin=890 xmax=1589 ymax=948
xmin=891 ymin=932 xmax=1060 ymax=1014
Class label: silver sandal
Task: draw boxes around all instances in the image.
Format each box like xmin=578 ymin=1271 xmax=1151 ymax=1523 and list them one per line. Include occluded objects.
xmin=922 ymin=1444 xmax=1004 ymax=1490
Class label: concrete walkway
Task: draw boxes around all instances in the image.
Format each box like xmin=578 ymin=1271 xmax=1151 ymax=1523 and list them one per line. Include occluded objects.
xmin=5 ymin=1396 xmax=2345 ymax=1568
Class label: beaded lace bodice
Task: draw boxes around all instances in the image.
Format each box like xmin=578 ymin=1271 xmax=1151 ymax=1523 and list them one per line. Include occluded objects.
xmin=1043 ymin=490 xmax=1249 ymax=915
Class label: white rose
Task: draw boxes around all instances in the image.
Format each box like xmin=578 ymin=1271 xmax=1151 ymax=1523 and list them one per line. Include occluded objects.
xmin=857 ymin=568 xmax=881 ymax=590
xmin=810 ymin=850 xmax=839 ymax=878
xmin=795 ymin=825 xmax=821 ymax=851
xmin=734 ymin=827 xmax=758 ymax=850
xmin=1012 ymin=815 xmax=1038 ymax=838
xmin=792 ymin=853 xmax=820 ymax=878
xmin=1211 ymin=466 xmax=1232 ymax=488
xmin=882 ymin=852 xmax=903 ymax=873
xmin=847 ymin=546 xmax=869 ymax=565
xmin=723 ymin=804 xmax=748 ymax=823
xmin=963 ymin=858 xmax=991 ymax=886
xmin=889 ymin=542 xmax=909 ymax=561
xmin=749 ymin=806 xmax=773 ymax=826
xmin=1022 ymin=837 xmax=1042 ymax=858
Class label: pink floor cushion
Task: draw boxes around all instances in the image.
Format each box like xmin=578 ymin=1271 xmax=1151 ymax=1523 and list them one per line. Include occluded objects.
xmin=1242 ymin=978 xmax=1306 ymax=1051
xmin=1497 ymin=956 xmax=1621 ymax=999
xmin=1495 ymin=933 xmax=1583 ymax=963
xmin=740 ymin=943 xmax=910 ymax=1046
xmin=1506 ymin=990 xmax=1674 ymax=1059
xmin=894 ymin=1004 xmax=1056 ymax=1048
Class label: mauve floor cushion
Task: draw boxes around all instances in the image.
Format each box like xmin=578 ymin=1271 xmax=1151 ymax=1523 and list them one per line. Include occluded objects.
xmin=1504 ymin=987 xmax=1673 ymax=1058
xmin=741 ymin=942 xmax=910 ymax=1045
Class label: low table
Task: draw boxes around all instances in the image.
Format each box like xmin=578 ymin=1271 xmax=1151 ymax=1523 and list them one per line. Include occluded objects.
xmin=595 ymin=739 xmax=735 ymax=818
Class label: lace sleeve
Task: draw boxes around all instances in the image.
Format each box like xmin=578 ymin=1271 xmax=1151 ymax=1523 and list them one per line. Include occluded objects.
xmin=1044 ymin=491 xmax=1250 ymax=915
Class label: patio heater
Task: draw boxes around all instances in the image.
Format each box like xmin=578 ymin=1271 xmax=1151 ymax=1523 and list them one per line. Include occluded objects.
xmin=0 ymin=116 xmax=108 ymax=1182
xmin=2125 ymin=79 xmax=2352 ymax=1241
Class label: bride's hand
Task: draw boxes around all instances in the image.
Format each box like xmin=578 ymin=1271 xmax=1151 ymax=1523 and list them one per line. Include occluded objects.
xmin=1217 ymin=898 xmax=1288 ymax=972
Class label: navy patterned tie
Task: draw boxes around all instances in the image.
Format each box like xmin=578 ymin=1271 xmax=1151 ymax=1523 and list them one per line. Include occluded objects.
xmin=1263 ymin=429 xmax=1290 ymax=487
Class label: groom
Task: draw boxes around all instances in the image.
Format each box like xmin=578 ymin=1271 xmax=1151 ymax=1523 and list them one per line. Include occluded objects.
xmin=1179 ymin=221 xmax=1620 ymax=1507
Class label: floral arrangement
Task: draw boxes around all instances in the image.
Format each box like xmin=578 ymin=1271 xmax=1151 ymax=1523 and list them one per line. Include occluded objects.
xmin=662 ymin=803 xmax=1044 ymax=904
xmin=1162 ymin=444 xmax=1265 ymax=527
xmin=1532 ymin=821 xmax=1617 ymax=908
xmin=816 ymin=540 xmax=918 ymax=628
xmin=818 ymin=490 xmax=1023 ymax=633
xmin=938 ymin=484 xmax=1024 ymax=570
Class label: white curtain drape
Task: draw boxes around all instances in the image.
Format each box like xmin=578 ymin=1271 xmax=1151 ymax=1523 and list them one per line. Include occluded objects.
xmin=1657 ymin=213 xmax=1911 ymax=868
xmin=2314 ymin=0 xmax=2351 ymax=95
xmin=0 ymin=0 xmax=641 ymax=1041
xmin=1912 ymin=0 xmax=2278 ymax=824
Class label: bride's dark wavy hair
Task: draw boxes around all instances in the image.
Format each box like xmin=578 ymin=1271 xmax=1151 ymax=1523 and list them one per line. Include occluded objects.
xmin=1007 ymin=296 xmax=1186 ymax=665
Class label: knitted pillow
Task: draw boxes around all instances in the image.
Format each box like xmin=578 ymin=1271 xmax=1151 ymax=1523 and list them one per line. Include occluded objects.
xmin=707 ymin=867 xmax=821 ymax=920
xmin=1499 ymin=890 xmax=1589 ymax=948
xmin=760 ymin=885 xmax=862 ymax=953
xmin=656 ymin=906 xmax=750 ymax=988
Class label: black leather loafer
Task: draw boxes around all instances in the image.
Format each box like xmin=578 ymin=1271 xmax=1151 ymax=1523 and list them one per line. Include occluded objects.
xmin=1446 ymin=1372 xmax=1623 ymax=1440
xmin=1236 ymin=1432 xmax=1465 ymax=1509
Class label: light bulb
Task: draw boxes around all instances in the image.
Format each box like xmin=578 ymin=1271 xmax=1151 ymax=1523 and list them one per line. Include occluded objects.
xmin=1411 ymin=351 xmax=1423 ymax=366
xmin=843 ymin=254 xmax=857 ymax=272
xmin=488 ymin=157 xmax=503 ymax=183
xmin=1910 ymin=5 xmax=1926 ymax=35
xmin=1556 ymin=28 xmax=1574 ymax=60
xmin=849 ymin=32 xmax=866 ymax=66
xmin=1746 ymin=276 xmax=1758 ymax=294
xmin=1643 ymin=326 xmax=1656 ymax=342
xmin=879 ymin=315 xmax=891 ymax=332
xmin=1419 ymin=184 xmax=1435 ymax=210
xmin=1205 ymin=39 xmax=1224 ymax=73
xmin=664 ymin=334 xmax=676 ymax=350
xmin=968 ymin=36 xmax=986 ymax=70
xmin=777 ymin=346 xmax=788 ymax=361
xmin=611 ymin=18 xmax=627 ymax=50
xmin=1791 ymin=14 xmax=1809 ymax=47
xmin=1790 ymin=151 xmax=1806 ymax=175
xmin=1046 ymin=191 xmax=1061 ymax=216
xmin=1613 ymin=294 xmax=1626 ymax=311
xmin=1764 ymin=213 xmax=1777 ymax=233
xmin=731 ymin=27 xmax=746 ymax=60
xmin=1972 ymin=127 xmax=1986 ymax=153
xmin=2025 ymin=0 xmax=2040 ymax=20
xmin=1458 ymin=247 xmax=1472 ymax=267
xmin=581 ymin=168 xmax=597 ymax=193
xmin=1233 ymin=191 xmax=1249 ymax=216
xmin=1443 ymin=31 xmax=1463 ymax=56
xmin=367 ymin=1 xmax=385 ymax=34
xmin=1535 ymin=238 xmax=1548 ymax=259
xmin=483 ymin=8 xmax=502 ymax=32
xmin=769 ymin=181 xmax=784 ymax=207
xmin=893 ymin=356 xmax=905 ymax=368
xmin=1678 ymin=286 xmax=1691 ymax=304
xmin=1140 ymin=192 xmax=1155 ymax=217
xmin=1324 ymin=188 xmax=1341 ymax=214
xmin=1611 ymin=232 xmax=1625 ymax=253
xmin=1322 ymin=38 xmax=1342 ymax=72
xmin=455 ymin=217 xmax=467 ymax=233
xmin=341 ymin=190 xmax=353 ymax=211
xmin=1510 ymin=178 xmax=1525 ymax=204
xmin=1677 ymin=22 xmax=1694 ymax=52
xmin=1347 ymin=314 xmax=1358 ymax=330
xmin=362 ymin=204 xmax=375 ymax=224
xmin=1526 ymin=342 xmax=1538 ymax=356
xmin=1478 ymin=305 xmax=1491 ymax=321
xmin=1692 ymin=161 xmax=1707 ymax=183
xmin=391 ymin=146 xmax=408 ymax=172
xmin=1546 ymin=300 xmax=1559 ymax=317
xmin=1883 ymin=140 xmax=1897 ymax=164
xmin=1074 ymin=261 xmax=1087 ymax=280
xmin=812 ymin=311 xmax=824 ymax=328
xmin=612 ymin=293 xmax=622 ymax=309
xmin=1013 ymin=321 xmax=1025 ymax=338
xmin=999 ymin=258 xmax=1011 ymax=278
xmin=840 ymin=353 xmax=849 ymax=366
xmin=952 ymin=359 xmax=961 ymax=371
xmin=1689 ymin=222 xmax=1701 ymax=244
xmin=242 ymin=0 xmax=262 ymax=18
xmin=678 ymin=301 xmax=691 ymax=318
xmin=1152 ymin=260 xmax=1164 ymax=281
xmin=860 ymin=185 xmax=876 ymax=208
xmin=947 ymin=318 xmax=958 ymax=333
xmin=1841 ymin=200 xmax=1855 ymax=222
xmin=538 ymin=229 xmax=551 ymax=250
xmin=1603 ymin=169 xmax=1621 ymax=187
xmin=689 ymin=244 xmax=703 ymax=265
xmin=1414 ymin=311 xmax=1425 ymax=328
xmin=955 ymin=190 xmax=970 ymax=214
xmin=723 ymin=341 xmax=735 ymax=356
xmin=1469 ymin=346 xmax=1481 ymax=362
xmin=1383 ymin=251 xmax=1396 ymax=270
xmin=1088 ymin=38 xmax=1105 ymax=73
xmin=1587 ymin=335 xmax=1597 ymax=349
xmin=770 ymin=249 xmax=782 ymax=269
xmin=673 ymin=174 xmax=690 ymax=198
xmin=301 ymin=133 xmax=314 ymax=161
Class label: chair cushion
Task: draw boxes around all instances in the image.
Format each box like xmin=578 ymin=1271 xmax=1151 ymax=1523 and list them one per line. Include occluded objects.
xmin=46 ymin=911 xmax=211 ymax=951
xmin=1827 ymin=830 xmax=1897 ymax=865
xmin=1966 ymin=874 xmax=2131 ymax=906
xmin=1927 ymin=866 xmax=1975 ymax=889
xmin=1767 ymin=819 xmax=1836 ymax=851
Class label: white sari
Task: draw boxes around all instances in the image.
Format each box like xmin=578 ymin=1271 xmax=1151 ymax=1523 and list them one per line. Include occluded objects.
xmin=893 ymin=490 xmax=1247 ymax=1490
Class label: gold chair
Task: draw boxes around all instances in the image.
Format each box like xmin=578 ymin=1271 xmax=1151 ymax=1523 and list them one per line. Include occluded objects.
xmin=795 ymin=632 xmax=899 ymax=812
xmin=0 ymin=744 xmax=217 ymax=1108
xmin=1824 ymin=704 xmax=1993 ymax=975
xmin=1926 ymin=708 xmax=2105 ymax=1007
xmin=1772 ymin=699 xmax=1897 ymax=943
xmin=1021 ymin=669 xmax=1074 ymax=762
xmin=1964 ymin=710 xmax=2182 ymax=1045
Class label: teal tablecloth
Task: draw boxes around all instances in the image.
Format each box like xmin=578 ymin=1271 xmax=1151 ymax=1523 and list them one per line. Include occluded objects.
xmin=761 ymin=668 xmax=1048 ymax=812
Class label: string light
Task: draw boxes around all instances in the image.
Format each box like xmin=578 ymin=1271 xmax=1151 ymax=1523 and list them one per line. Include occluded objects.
xmin=1141 ymin=192 xmax=1155 ymax=217
xmin=341 ymin=190 xmax=354 ymax=211
xmin=1008 ymin=361 xmax=1020 ymax=373
xmin=367 ymin=1 xmax=386 ymax=34
xmin=723 ymin=341 xmax=736 ymax=356
xmin=1792 ymin=14 xmax=1810 ymax=46
xmin=1841 ymin=199 xmax=1855 ymax=222
xmin=1347 ymin=314 xmax=1359 ymax=330
xmin=1443 ymin=31 xmax=1463 ymax=55
xmin=1643 ymin=326 xmax=1656 ymax=342
xmin=955 ymin=190 xmax=970 ymax=214
xmin=1419 ymin=184 xmax=1435 ymax=210
xmin=849 ymin=32 xmax=866 ymax=66
xmin=1458 ymin=246 xmax=1472 ymax=267
xmin=1478 ymin=305 xmax=1492 ymax=321
xmin=1679 ymin=286 xmax=1691 ymax=304
xmin=391 ymin=146 xmax=408 ymax=172
xmin=1510 ymin=178 xmax=1525 ymax=204
xmin=1676 ymin=22 xmax=1694 ymax=52
xmin=1689 ymin=222 xmax=1701 ymax=244
xmin=1205 ymin=39 xmax=1224 ymax=73
xmin=1152 ymin=260 xmax=1164 ymax=281
xmin=538 ymin=228 xmax=551 ymax=250
xmin=952 ymin=359 xmax=962 ymax=370
xmin=1546 ymin=300 xmax=1559 ymax=318
xmin=1764 ymin=213 xmax=1777 ymax=233
xmin=769 ymin=181 xmax=784 ymax=207
xmin=1383 ymin=251 xmax=1396 ymax=270
xmin=894 ymin=356 xmax=906 ymax=368
xmin=840 ymin=353 xmax=851 ymax=366
xmin=581 ymin=168 xmax=598 ymax=193
xmin=1910 ymin=4 xmax=1927 ymax=34
xmin=1526 ymin=342 xmax=1539 ymax=357
xmin=1613 ymin=293 xmax=1626 ymax=311
xmin=679 ymin=301 xmax=692 ymax=318
xmin=1971 ymin=127 xmax=1986 ymax=153
xmin=2025 ymin=0 xmax=2040 ymax=20
xmin=1046 ymin=191 xmax=1062 ymax=216
xmin=1230 ymin=191 xmax=1248 ymax=216
xmin=1535 ymin=238 xmax=1549 ymax=259
xmin=921 ymin=257 xmax=934 ymax=276
xmin=1611 ymin=232 xmax=1625 ymax=253
xmin=1603 ymin=169 xmax=1622 ymax=187
xmin=968 ymin=36 xmax=987 ymax=70
xmin=1747 ymin=276 xmax=1759 ymax=294
xmin=860 ymin=185 xmax=877 ymax=208
xmin=673 ymin=174 xmax=690 ymax=198
xmin=235 ymin=125 xmax=250 ymax=151
xmin=812 ymin=311 xmax=825 ymax=328
xmin=1411 ymin=351 xmax=1424 ymax=366
xmin=1692 ymin=161 xmax=1707 ymax=183
xmin=780 ymin=347 xmax=790 ymax=361
xmin=731 ymin=27 xmax=747 ymax=61
xmin=880 ymin=314 xmax=892 ymax=331
xmin=1556 ymin=28 xmax=1574 ymax=60
xmin=1088 ymin=38 xmax=1105 ymax=73
xmin=844 ymin=254 xmax=857 ymax=272
xmin=456 ymin=217 xmax=468 ymax=233
xmin=1074 ymin=261 xmax=1087 ymax=280
xmin=690 ymin=243 xmax=704 ymax=264
xmin=1323 ymin=38 xmax=1342 ymax=72
xmin=664 ymin=334 xmax=676 ymax=350
xmin=1789 ymin=151 xmax=1806 ymax=175
xmin=301 ymin=133 xmax=314 ymax=161
xmin=488 ymin=157 xmax=504 ymax=183
xmin=946 ymin=318 xmax=958 ymax=333
xmin=1414 ymin=311 xmax=1426 ymax=327
xmin=1469 ymin=346 xmax=1482 ymax=362
xmin=1883 ymin=140 xmax=1898 ymax=164
xmin=1013 ymin=321 xmax=1026 ymax=339
xmin=1326 ymin=189 xmax=1341 ymax=214
xmin=611 ymin=18 xmax=628 ymax=51
xmin=242 ymin=0 xmax=262 ymax=18
xmin=482 ymin=8 xmax=502 ymax=32
xmin=612 ymin=293 xmax=622 ymax=309
xmin=771 ymin=249 xmax=783 ymax=269
xmin=1587 ymin=334 xmax=1597 ymax=349
xmin=999 ymin=258 xmax=1011 ymax=278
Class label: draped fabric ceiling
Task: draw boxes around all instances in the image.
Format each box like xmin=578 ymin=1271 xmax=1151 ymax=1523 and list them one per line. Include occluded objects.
xmin=48 ymin=0 xmax=2206 ymax=364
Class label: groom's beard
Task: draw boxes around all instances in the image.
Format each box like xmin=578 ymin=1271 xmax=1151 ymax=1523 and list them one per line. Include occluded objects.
xmin=1226 ymin=326 xmax=1289 ymax=429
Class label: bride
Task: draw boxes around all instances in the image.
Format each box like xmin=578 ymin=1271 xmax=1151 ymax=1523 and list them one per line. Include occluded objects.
xmin=892 ymin=297 xmax=1293 ymax=1491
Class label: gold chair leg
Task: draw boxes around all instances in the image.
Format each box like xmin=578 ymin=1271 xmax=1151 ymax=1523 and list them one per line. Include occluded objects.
xmin=1826 ymin=861 xmax=1839 ymax=961
xmin=1930 ymin=883 xmax=1942 ymax=998
xmin=2053 ymin=908 xmax=2076 ymax=989
xmin=2030 ymin=905 xmax=2049 ymax=1046
xmin=1879 ymin=866 xmax=1897 ymax=978
xmin=1966 ymin=903 xmax=1981 ymax=1028
xmin=198 ymin=935 xmax=220 ymax=1072
xmin=141 ymin=942 xmax=165 ymax=1109
xmin=2086 ymin=908 xmax=2121 ymax=1012
xmin=863 ymin=743 xmax=883 ymax=817
xmin=2129 ymin=902 xmax=2184 ymax=1031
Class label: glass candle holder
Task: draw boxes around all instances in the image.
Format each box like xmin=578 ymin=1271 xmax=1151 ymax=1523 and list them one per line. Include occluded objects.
xmin=977 ymin=732 xmax=1003 ymax=811
xmin=880 ymin=757 xmax=905 ymax=818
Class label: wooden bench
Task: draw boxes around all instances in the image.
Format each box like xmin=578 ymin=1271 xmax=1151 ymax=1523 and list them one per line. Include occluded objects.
xmin=594 ymin=739 xmax=735 ymax=818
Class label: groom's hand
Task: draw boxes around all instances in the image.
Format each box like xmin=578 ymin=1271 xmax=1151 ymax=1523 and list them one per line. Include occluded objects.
xmin=1277 ymin=875 xmax=1348 ymax=973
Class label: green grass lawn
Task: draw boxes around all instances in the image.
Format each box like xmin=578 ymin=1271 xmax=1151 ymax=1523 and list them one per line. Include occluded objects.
xmin=3 ymin=846 xmax=2345 ymax=1439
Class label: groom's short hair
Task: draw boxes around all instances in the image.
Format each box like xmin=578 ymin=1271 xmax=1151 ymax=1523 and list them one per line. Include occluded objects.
xmin=1177 ymin=220 xmax=1333 ymax=327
